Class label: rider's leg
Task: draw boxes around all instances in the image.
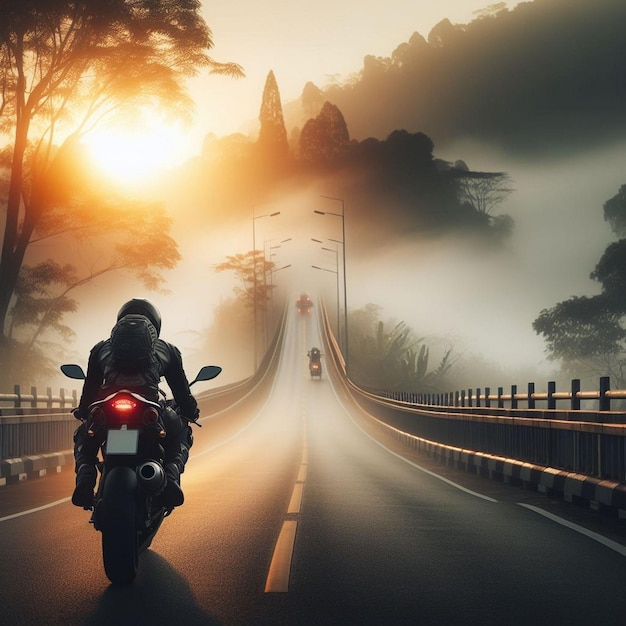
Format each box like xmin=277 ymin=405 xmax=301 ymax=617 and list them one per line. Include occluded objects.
xmin=160 ymin=408 xmax=193 ymax=507
xmin=72 ymin=422 xmax=100 ymax=507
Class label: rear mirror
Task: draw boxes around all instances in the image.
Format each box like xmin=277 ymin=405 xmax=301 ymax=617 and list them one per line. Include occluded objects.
xmin=60 ymin=364 xmax=86 ymax=380
xmin=191 ymin=365 xmax=222 ymax=384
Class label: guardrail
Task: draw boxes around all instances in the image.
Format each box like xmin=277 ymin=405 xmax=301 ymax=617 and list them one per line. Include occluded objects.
xmin=0 ymin=305 xmax=289 ymax=473
xmin=0 ymin=385 xmax=79 ymax=463
xmin=317 ymin=301 xmax=626 ymax=493
xmin=380 ymin=378 xmax=626 ymax=414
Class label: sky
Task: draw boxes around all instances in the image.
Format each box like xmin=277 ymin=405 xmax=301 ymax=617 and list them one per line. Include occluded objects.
xmin=186 ymin=1 xmax=521 ymax=146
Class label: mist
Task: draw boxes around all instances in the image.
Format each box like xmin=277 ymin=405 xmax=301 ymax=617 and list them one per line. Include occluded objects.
xmin=344 ymin=139 xmax=624 ymax=386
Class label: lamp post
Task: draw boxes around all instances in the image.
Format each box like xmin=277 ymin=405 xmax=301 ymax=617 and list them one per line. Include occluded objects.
xmin=252 ymin=210 xmax=280 ymax=369
xmin=315 ymin=195 xmax=348 ymax=363
xmin=311 ymin=237 xmax=341 ymax=348
xmin=265 ymin=237 xmax=292 ymax=333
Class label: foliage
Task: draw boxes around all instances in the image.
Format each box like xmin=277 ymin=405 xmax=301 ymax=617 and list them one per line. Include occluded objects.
xmin=312 ymin=0 xmax=626 ymax=156
xmin=299 ymin=102 xmax=350 ymax=166
xmin=257 ymin=70 xmax=290 ymax=168
xmin=215 ymin=251 xmax=275 ymax=310
xmin=602 ymin=184 xmax=626 ymax=237
xmin=0 ymin=0 xmax=242 ymax=384
xmin=348 ymin=304 xmax=454 ymax=393
xmin=533 ymin=184 xmax=626 ymax=386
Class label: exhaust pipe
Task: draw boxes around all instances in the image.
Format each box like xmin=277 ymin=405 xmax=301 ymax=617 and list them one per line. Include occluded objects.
xmin=137 ymin=461 xmax=166 ymax=495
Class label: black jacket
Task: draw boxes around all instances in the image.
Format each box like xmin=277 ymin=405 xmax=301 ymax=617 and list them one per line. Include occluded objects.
xmin=75 ymin=338 xmax=199 ymax=420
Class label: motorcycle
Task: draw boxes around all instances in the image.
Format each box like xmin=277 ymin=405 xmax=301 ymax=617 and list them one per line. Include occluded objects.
xmin=308 ymin=348 xmax=322 ymax=379
xmin=61 ymin=363 xmax=221 ymax=584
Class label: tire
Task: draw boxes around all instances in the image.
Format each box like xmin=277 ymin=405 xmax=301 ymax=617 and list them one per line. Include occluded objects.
xmin=101 ymin=467 xmax=138 ymax=585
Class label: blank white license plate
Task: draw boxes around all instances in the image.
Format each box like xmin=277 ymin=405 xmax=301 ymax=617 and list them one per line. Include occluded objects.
xmin=106 ymin=427 xmax=139 ymax=455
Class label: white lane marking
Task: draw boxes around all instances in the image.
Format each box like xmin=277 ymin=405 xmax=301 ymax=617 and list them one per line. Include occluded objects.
xmin=265 ymin=520 xmax=298 ymax=593
xmin=0 ymin=497 xmax=71 ymax=523
xmin=327 ymin=374 xmax=498 ymax=503
xmin=517 ymin=502 xmax=626 ymax=557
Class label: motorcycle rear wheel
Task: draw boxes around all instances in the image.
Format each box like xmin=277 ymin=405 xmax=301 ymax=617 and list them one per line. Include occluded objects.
xmin=101 ymin=467 xmax=139 ymax=585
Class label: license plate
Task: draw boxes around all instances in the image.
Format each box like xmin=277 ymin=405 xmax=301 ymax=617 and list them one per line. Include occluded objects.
xmin=105 ymin=426 xmax=139 ymax=455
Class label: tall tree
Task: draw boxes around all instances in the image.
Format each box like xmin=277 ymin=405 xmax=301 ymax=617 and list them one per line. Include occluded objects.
xmin=0 ymin=0 xmax=243 ymax=379
xmin=299 ymin=101 xmax=350 ymax=166
xmin=257 ymin=70 xmax=289 ymax=166
xmin=533 ymin=185 xmax=626 ymax=385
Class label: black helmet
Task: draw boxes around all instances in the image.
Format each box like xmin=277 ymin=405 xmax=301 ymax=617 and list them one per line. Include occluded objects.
xmin=117 ymin=298 xmax=162 ymax=336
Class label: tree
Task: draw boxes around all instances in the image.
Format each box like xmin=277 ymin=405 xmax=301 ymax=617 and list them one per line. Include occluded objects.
xmin=257 ymin=70 xmax=289 ymax=166
xmin=453 ymin=165 xmax=514 ymax=217
xmin=533 ymin=184 xmax=626 ymax=386
xmin=348 ymin=304 xmax=455 ymax=392
xmin=602 ymin=184 xmax=626 ymax=237
xmin=299 ymin=101 xmax=350 ymax=166
xmin=215 ymin=251 xmax=275 ymax=310
xmin=0 ymin=0 xmax=243 ymax=381
xmin=215 ymin=250 xmax=276 ymax=368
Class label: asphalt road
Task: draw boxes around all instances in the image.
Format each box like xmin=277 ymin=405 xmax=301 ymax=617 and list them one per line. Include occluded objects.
xmin=2 ymin=309 xmax=626 ymax=625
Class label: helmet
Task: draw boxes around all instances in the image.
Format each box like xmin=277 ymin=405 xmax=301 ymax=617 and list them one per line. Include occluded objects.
xmin=117 ymin=298 xmax=162 ymax=336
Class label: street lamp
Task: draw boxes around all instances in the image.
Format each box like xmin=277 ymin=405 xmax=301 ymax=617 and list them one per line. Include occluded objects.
xmin=265 ymin=237 xmax=292 ymax=333
xmin=315 ymin=196 xmax=348 ymax=363
xmin=252 ymin=210 xmax=280 ymax=369
xmin=311 ymin=237 xmax=341 ymax=348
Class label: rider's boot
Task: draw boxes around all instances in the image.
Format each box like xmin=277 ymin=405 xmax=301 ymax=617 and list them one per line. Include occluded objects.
xmin=72 ymin=464 xmax=96 ymax=507
xmin=161 ymin=462 xmax=184 ymax=508
xmin=160 ymin=423 xmax=192 ymax=508
xmin=71 ymin=424 xmax=99 ymax=507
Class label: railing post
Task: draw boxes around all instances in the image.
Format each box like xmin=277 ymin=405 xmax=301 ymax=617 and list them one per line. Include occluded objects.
xmin=571 ymin=379 xmax=581 ymax=411
xmin=460 ymin=390 xmax=466 ymax=407
xmin=497 ymin=387 xmax=503 ymax=409
xmin=14 ymin=384 xmax=21 ymax=408
xmin=30 ymin=386 xmax=37 ymax=409
xmin=528 ymin=382 xmax=535 ymax=410
xmin=454 ymin=391 xmax=460 ymax=407
xmin=511 ymin=384 xmax=518 ymax=410
xmin=467 ymin=389 xmax=473 ymax=408
xmin=485 ymin=386 xmax=491 ymax=408
xmin=476 ymin=388 xmax=481 ymax=408
xmin=547 ymin=381 xmax=556 ymax=410
xmin=599 ymin=376 xmax=610 ymax=412
xmin=46 ymin=387 xmax=53 ymax=409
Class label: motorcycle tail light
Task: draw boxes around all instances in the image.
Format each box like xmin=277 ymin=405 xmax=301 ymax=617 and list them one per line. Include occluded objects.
xmin=105 ymin=393 xmax=143 ymax=428
xmin=111 ymin=397 xmax=137 ymax=412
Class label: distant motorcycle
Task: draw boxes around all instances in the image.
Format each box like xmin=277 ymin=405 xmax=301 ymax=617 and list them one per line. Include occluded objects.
xmin=308 ymin=347 xmax=322 ymax=379
xmin=61 ymin=363 xmax=221 ymax=584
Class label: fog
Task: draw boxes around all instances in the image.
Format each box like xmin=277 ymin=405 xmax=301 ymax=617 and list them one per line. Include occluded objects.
xmin=346 ymin=140 xmax=624 ymax=383
xmin=48 ymin=137 xmax=624 ymax=397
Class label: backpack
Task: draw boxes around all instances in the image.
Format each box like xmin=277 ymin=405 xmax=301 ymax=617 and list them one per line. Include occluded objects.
xmin=109 ymin=314 xmax=158 ymax=370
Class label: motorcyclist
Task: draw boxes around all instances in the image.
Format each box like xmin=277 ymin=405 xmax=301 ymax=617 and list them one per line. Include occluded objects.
xmin=71 ymin=298 xmax=199 ymax=509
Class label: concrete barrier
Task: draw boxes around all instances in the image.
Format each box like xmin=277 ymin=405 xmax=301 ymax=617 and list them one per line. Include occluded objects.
xmin=0 ymin=450 xmax=73 ymax=486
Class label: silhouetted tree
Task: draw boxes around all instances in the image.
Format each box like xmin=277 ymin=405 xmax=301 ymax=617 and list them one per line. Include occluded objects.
xmin=533 ymin=184 xmax=626 ymax=385
xmin=257 ymin=70 xmax=290 ymax=166
xmin=454 ymin=168 xmax=514 ymax=216
xmin=299 ymin=101 xmax=350 ymax=166
xmin=308 ymin=0 xmax=626 ymax=154
xmin=0 ymin=0 xmax=243 ymax=382
xmin=348 ymin=304 xmax=455 ymax=392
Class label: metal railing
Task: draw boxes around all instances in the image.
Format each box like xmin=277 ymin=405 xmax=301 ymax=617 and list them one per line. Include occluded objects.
xmin=380 ymin=377 xmax=626 ymax=415
xmin=0 ymin=385 xmax=79 ymax=461
xmin=317 ymin=300 xmax=626 ymax=483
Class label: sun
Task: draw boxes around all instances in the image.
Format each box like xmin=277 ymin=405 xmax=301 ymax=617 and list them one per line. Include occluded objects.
xmin=82 ymin=113 xmax=189 ymax=185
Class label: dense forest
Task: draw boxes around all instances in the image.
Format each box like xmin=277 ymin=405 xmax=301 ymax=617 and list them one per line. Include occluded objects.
xmin=282 ymin=0 xmax=626 ymax=156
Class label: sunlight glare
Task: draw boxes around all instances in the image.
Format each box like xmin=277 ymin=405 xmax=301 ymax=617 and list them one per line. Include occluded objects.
xmin=83 ymin=116 xmax=188 ymax=185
